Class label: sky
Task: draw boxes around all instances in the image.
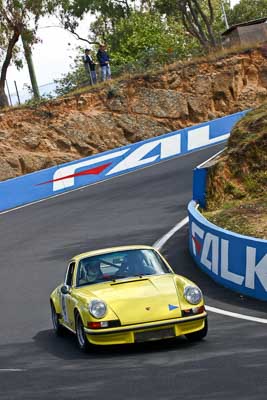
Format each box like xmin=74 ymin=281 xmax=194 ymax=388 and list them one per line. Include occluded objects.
xmin=6 ymin=14 xmax=93 ymax=96
xmin=6 ymin=1 xmax=240 ymax=98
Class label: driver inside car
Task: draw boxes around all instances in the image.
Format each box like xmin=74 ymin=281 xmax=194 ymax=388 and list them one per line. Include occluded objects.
xmin=118 ymin=251 xmax=150 ymax=277
xmin=78 ymin=260 xmax=103 ymax=285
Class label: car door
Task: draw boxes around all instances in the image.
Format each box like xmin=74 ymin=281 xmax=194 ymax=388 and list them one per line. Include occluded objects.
xmin=61 ymin=261 xmax=75 ymax=329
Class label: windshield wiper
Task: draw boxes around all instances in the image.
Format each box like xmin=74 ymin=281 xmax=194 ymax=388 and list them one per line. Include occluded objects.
xmin=111 ymin=275 xmax=149 ymax=284
xmin=112 ymin=273 xmax=154 ymax=281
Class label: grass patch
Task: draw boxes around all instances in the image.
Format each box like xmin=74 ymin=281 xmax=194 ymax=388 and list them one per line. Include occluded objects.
xmin=203 ymin=199 xmax=267 ymax=240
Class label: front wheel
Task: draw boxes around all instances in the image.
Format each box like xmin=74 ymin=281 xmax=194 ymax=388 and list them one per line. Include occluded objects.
xmin=185 ymin=319 xmax=208 ymax=342
xmin=51 ymin=302 xmax=65 ymax=336
xmin=75 ymin=313 xmax=90 ymax=352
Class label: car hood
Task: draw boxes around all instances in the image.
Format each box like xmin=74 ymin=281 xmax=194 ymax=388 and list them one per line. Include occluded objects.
xmin=79 ymin=274 xmax=182 ymax=325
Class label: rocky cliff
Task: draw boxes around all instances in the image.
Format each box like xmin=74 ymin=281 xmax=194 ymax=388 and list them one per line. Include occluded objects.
xmin=1 ymin=48 xmax=267 ymax=182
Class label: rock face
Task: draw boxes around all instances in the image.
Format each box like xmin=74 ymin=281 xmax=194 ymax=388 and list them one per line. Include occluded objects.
xmin=1 ymin=48 xmax=267 ymax=182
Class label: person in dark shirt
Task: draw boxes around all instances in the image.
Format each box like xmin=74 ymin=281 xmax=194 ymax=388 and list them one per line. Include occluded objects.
xmin=96 ymin=44 xmax=111 ymax=81
xmin=83 ymin=49 xmax=97 ymax=85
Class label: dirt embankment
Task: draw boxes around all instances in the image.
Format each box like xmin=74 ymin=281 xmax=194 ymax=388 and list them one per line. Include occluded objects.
xmin=1 ymin=48 xmax=267 ymax=182
xmin=203 ymin=103 xmax=267 ymax=239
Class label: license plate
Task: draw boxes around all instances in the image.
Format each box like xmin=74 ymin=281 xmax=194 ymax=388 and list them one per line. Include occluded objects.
xmin=135 ymin=327 xmax=175 ymax=343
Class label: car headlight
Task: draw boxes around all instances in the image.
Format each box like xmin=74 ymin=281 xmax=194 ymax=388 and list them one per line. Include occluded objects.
xmin=184 ymin=286 xmax=202 ymax=305
xmin=89 ymin=299 xmax=107 ymax=319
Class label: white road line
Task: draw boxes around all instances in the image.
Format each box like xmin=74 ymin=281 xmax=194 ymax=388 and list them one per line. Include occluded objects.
xmin=153 ymin=217 xmax=189 ymax=250
xmin=206 ymin=305 xmax=267 ymax=323
xmin=154 ymin=218 xmax=267 ymax=325
xmin=0 ymin=369 xmax=25 ymax=372
xmin=197 ymin=149 xmax=224 ymax=168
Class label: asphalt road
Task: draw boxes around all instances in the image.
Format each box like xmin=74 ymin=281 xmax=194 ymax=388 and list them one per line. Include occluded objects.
xmin=1 ymin=143 xmax=267 ymax=399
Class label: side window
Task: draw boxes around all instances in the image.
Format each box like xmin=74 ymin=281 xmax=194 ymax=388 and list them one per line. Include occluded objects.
xmin=65 ymin=262 xmax=75 ymax=286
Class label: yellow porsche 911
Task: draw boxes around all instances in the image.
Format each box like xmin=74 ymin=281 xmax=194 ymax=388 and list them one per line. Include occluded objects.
xmin=50 ymin=245 xmax=207 ymax=351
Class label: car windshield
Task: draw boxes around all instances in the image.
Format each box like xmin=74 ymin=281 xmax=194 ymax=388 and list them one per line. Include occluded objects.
xmin=76 ymin=249 xmax=172 ymax=287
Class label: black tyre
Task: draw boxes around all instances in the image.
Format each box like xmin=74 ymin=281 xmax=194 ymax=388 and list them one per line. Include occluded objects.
xmin=51 ymin=302 xmax=65 ymax=336
xmin=185 ymin=318 xmax=208 ymax=342
xmin=75 ymin=313 xmax=90 ymax=352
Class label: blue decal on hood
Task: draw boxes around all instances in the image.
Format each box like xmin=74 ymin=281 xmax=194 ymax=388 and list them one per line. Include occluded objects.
xmin=168 ymin=304 xmax=178 ymax=311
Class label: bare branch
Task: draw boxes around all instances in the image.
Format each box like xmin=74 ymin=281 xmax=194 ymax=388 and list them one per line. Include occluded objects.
xmin=187 ymin=0 xmax=209 ymax=44
xmin=207 ymin=0 xmax=214 ymax=25
xmin=181 ymin=11 xmax=205 ymax=47
xmin=192 ymin=0 xmax=217 ymax=46
xmin=177 ymin=0 xmax=217 ymax=49
xmin=67 ymin=28 xmax=98 ymax=45
xmin=0 ymin=22 xmax=22 ymax=86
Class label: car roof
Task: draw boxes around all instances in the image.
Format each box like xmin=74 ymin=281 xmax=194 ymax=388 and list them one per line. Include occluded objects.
xmin=71 ymin=245 xmax=155 ymax=262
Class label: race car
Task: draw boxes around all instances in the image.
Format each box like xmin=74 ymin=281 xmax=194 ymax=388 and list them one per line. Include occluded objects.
xmin=50 ymin=245 xmax=208 ymax=351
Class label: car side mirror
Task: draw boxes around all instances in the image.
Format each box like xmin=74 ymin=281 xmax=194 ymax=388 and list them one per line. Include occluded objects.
xmin=61 ymin=285 xmax=71 ymax=295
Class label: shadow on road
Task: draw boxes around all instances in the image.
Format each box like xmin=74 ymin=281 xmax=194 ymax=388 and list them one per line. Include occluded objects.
xmin=32 ymin=329 xmax=198 ymax=360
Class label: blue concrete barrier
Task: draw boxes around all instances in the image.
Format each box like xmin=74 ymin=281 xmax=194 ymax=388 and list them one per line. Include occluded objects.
xmin=0 ymin=110 xmax=246 ymax=212
xmin=188 ymin=201 xmax=267 ymax=301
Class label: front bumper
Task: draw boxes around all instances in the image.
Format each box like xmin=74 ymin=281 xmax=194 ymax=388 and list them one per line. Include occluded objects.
xmin=84 ymin=312 xmax=207 ymax=345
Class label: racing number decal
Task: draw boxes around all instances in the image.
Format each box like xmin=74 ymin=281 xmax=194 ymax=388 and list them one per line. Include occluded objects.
xmin=61 ymin=294 xmax=69 ymax=323
xmin=61 ymin=262 xmax=75 ymax=324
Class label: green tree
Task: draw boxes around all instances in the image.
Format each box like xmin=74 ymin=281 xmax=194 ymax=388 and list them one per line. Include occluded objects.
xmin=57 ymin=0 xmax=135 ymax=44
xmin=107 ymin=11 xmax=199 ymax=66
xmin=228 ymin=0 xmax=267 ymax=26
xmin=55 ymin=9 xmax=201 ymax=94
xmin=0 ymin=0 xmax=56 ymax=108
xmin=57 ymin=1 xmax=160 ymax=45
xmin=155 ymin=0 xmax=229 ymax=50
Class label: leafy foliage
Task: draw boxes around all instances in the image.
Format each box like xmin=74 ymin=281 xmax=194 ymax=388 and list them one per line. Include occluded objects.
xmin=55 ymin=10 xmax=201 ymax=94
xmin=107 ymin=12 xmax=200 ymax=66
xmin=55 ymin=0 xmax=233 ymax=95
xmin=228 ymin=0 xmax=267 ymax=26
xmin=155 ymin=0 xmax=227 ymax=49
xmin=3 ymin=0 xmax=267 ymax=104
xmin=57 ymin=0 xmax=135 ymax=44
